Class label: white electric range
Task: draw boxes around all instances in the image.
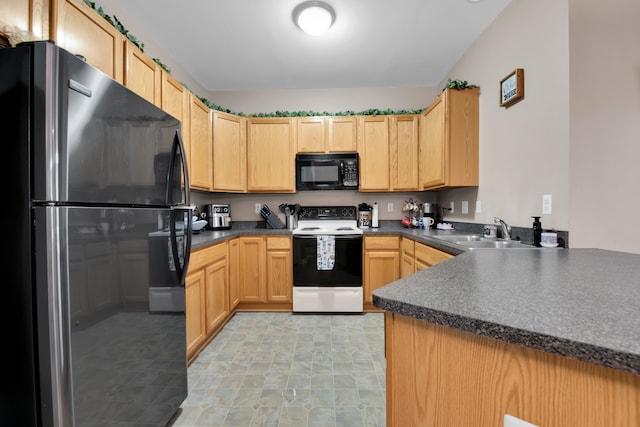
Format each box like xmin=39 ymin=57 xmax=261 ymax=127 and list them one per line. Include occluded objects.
xmin=291 ymin=206 xmax=363 ymax=313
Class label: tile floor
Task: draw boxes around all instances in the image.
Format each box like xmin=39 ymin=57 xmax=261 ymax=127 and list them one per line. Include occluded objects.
xmin=169 ymin=312 xmax=386 ymax=427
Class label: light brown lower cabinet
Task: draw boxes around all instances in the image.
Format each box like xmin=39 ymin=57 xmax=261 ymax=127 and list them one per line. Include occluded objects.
xmin=266 ymin=236 xmax=293 ymax=302
xmin=185 ymin=241 xmax=229 ymax=362
xmin=228 ymin=238 xmax=240 ymax=310
xmin=400 ymin=237 xmax=415 ymax=278
xmin=385 ymin=312 xmax=640 ymax=427
xmin=363 ymin=236 xmax=400 ymax=305
xmin=238 ymin=236 xmax=293 ymax=305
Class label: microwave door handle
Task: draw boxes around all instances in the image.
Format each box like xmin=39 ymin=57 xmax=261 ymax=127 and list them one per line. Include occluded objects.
xmin=339 ymin=161 xmax=344 ymax=182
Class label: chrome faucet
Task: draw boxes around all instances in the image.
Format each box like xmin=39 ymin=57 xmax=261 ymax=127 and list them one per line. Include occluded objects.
xmin=494 ymin=217 xmax=511 ymax=240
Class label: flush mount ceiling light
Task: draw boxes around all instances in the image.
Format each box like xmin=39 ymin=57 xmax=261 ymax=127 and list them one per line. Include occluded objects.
xmin=292 ymin=1 xmax=336 ymax=36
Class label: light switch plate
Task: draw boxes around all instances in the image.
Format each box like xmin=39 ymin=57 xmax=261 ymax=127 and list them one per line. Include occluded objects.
xmin=504 ymin=414 xmax=538 ymax=427
xmin=449 ymin=201 xmax=454 ymax=213
xmin=476 ymin=200 xmax=482 ymax=213
xmin=542 ymin=194 xmax=552 ymax=214
xmin=461 ymin=201 xmax=469 ymax=214
xmin=387 ymin=203 xmax=393 ymax=212
xmin=255 ymin=203 xmax=261 ymax=214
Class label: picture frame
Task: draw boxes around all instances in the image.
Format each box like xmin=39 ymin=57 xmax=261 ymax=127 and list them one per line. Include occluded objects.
xmin=499 ymin=68 xmax=524 ymax=107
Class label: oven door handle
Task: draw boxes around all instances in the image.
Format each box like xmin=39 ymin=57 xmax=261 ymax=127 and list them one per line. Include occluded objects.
xmin=292 ymin=235 xmax=363 ymax=239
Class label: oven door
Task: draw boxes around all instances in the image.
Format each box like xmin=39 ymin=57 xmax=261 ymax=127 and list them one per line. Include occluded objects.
xmin=293 ymin=235 xmax=362 ymax=286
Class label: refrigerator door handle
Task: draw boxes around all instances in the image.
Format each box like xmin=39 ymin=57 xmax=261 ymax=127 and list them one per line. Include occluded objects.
xmin=169 ymin=207 xmax=193 ymax=286
xmin=167 ymin=129 xmax=191 ymax=206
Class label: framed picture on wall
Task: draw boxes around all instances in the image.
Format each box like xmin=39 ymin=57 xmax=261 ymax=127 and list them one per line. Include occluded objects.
xmin=500 ymin=68 xmax=524 ymax=107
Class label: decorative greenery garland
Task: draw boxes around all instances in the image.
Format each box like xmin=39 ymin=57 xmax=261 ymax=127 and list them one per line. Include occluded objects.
xmin=81 ymin=0 xmax=476 ymax=118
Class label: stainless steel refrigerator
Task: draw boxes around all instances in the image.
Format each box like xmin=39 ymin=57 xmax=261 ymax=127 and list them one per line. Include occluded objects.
xmin=1 ymin=41 xmax=192 ymax=426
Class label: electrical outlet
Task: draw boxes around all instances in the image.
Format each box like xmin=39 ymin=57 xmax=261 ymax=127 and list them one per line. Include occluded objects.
xmin=387 ymin=202 xmax=393 ymax=212
xmin=504 ymin=414 xmax=538 ymax=427
xmin=476 ymin=200 xmax=482 ymax=213
xmin=542 ymin=194 xmax=552 ymax=214
xmin=255 ymin=203 xmax=261 ymax=214
xmin=461 ymin=201 xmax=469 ymax=214
xmin=449 ymin=201 xmax=454 ymax=214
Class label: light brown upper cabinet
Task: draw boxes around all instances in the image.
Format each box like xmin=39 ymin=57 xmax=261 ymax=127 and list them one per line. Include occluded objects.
xmin=51 ymin=0 xmax=123 ymax=83
xmin=160 ymin=70 xmax=190 ymax=167
xmin=1 ymin=0 xmax=48 ymax=40
xmin=357 ymin=116 xmax=390 ymax=191
xmin=123 ymin=40 xmax=160 ymax=106
xmin=390 ymin=114 xmax=420 ymax=191
xmin=213 ymin=111 xmax=247 ymax=192
xmin=296 ymin=117 xmax=327 ymax=153
xmin=328 ymin=116 xmax=358 ymax=152
xmin=246 ymin=118 xmax=296 ymax=192
xmin=420 ymin=88 xmax=479 ymax=190
xmin=296 ymin=116 xmax=358 ymax=153
xmin=189 ymin=94 xmax=213 ymax=191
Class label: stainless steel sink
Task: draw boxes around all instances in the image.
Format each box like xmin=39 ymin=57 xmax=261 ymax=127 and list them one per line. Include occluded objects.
xmin=430 ymin=234 xmax=483 ymax=242
xmin=456 ymin=240 xmax=533 ymax=250
xmin=430 ymin=234 xmax=535 ymax=249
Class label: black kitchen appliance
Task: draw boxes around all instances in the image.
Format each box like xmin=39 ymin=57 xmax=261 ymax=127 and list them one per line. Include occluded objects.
xmin=2 ymin=41 xmax=191 ymax=426
xmin=295 ymin=153 xmax=359 ymax=190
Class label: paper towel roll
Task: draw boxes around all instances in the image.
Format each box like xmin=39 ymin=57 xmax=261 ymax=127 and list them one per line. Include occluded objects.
xmin=371 ymin=202 xmax=379 ymax=228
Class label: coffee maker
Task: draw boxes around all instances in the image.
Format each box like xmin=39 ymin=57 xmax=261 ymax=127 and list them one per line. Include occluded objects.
xmin=422 ymin=203 xmax=441 ymax=227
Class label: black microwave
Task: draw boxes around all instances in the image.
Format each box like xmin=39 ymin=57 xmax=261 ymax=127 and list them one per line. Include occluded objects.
xmin=295 ymin=153 xmax=359 ymax=190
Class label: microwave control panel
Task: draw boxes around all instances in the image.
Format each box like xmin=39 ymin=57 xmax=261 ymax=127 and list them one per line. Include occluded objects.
xmin=342 ymin=160 xmax=359 ymax=187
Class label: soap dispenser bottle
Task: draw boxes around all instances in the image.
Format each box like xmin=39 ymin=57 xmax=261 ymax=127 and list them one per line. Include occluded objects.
xmin=532 ymin=216 xmax=542 ymax=247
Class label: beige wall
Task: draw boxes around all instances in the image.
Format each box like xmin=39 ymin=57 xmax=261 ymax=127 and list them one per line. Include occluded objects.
xmin=434 ymin=0 xmax=570 ymax=232
xmin=568 ymin=0 xmax=640 ymax=253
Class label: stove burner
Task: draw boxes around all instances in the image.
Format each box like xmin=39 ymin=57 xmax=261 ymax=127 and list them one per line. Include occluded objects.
xmin=300 ymin=227 xmax=320 ymax=231
xmin=336 ymin=227 xmax=354 ymax=231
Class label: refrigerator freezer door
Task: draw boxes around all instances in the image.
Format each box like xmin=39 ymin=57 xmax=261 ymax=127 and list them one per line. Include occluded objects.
xmin=36 ymin=43 xmax=186 ymax=207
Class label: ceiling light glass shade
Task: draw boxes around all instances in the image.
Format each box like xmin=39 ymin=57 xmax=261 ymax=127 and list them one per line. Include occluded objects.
xmin=293 ymin=1 xmax=336 ymax=36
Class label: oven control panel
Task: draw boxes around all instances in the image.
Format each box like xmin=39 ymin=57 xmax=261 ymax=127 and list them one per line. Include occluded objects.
xmin=298 ymin=206 xmax=357 ymax=220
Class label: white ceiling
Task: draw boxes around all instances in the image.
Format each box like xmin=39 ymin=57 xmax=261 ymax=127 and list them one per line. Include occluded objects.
xmin=100 ymin=0 xmax=512 ymax=92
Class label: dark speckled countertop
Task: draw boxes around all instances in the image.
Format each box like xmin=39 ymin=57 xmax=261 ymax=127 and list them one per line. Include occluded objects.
xmin=190 ymin=221 xmax=640 ymax=375
xmin=373 ymin=248 xmax=640 ymax=375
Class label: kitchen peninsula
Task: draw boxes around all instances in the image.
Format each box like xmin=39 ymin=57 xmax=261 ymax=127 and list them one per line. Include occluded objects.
xmin=373 ymin=249 xmax=640 ymax=426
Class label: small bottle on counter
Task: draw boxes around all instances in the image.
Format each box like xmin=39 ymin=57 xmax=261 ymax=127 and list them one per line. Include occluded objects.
xmin=532 ymin=216 xmax=542 ymax=247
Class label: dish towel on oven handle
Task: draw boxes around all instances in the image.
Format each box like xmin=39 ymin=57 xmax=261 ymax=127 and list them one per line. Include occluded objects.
xmin=317 ymin=235 xmax=335 ymax=270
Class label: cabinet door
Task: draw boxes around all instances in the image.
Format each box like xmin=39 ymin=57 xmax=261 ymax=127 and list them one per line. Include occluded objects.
xmin=247 ymin=118 xmax=295 ymax=192
xmin=328 ymin=116 xmax=357 ymax=152
xmin=358 ymin=116 xmax=390 ymax=191
xmin=391 ymin=115 xmax=420 ymax=191
xmin=238 ymin=237 xmax=266 ymax=302
xmin=1 ymin=0 xmax=48 ymax=40
xmin=161 ymin=70 xmax=190 ymax=173
xmin=228 ymin=238 xmax=240 ymax=310
xmin=185 ymin=269 xmax=206 ymax=358
xmin=266 ymin=236 xmax=292 ymax=303
xmin=51 ymin=0 xmax=123 ymax=83
xmin=296 ymin=117 xmax=327 ymax=153
xmin=400 ymin=237 xmax=415 ymax=278
xmin=189 ymin=94 xmax=213 ymax=190
xmin=420 ymin=88 xmax=479 ymax=190
xmin=213 ymin=111 xmax=247 ymax=192
xmin=363 ymin=250 xmax=400 ymax=304
xmin=124 ymin=40 xmax=161 ymax=106
xmin=204 ymin=244 xmax=229 ymax=334
xmin=363 ymin=236 xmax=400 ymax=304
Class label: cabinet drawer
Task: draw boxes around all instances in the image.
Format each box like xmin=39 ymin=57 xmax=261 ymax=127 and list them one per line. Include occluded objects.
xmin=414 ymin=242 xmax=453 ymax=267
xmin=266 ymin=236 xmax=291 ymax=250
xmin=364 ymin=236 xmax=400 ymax=251
xmin=401 ymin=237 xmax=415 ymax=255
xmin=190 ymin=242 xmax=226 ymax=271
